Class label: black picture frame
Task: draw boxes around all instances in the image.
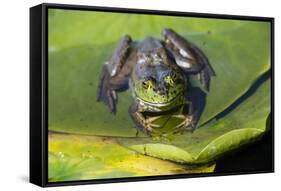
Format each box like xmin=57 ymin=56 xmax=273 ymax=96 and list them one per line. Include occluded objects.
xmin=30 ymin=3 xmax=274 ymax=187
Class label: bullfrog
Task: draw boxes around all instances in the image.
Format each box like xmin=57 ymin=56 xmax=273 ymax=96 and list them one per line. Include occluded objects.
xmin=97 ymin=28 xmax=215 ymax=136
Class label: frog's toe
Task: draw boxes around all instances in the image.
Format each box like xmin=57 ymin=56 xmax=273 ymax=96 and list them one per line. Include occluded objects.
xmin=146 ymin=116 xmax=162 ymax=123
xmin=147 ymin=122 xmax=161 ymax=128
xmin=97 ymin=65 xmax=117 ymax=114
xmin=198 ymin=64 xmax=216 ymax=91
xmin=172 ymin=114 xmax=186 ymax=119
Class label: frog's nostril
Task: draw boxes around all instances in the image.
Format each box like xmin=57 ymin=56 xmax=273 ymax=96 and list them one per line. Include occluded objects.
xmin=158 ymin=88 xmax=167 ymax=96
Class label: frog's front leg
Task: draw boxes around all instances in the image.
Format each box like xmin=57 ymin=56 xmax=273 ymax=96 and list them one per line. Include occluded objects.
xmin=129 ymin=102 xmax=161 ymax=135
xmin=162 ymin=28 xmax=215 ymax=91
xmin=97 ymin=35 xmax=132 ymax=114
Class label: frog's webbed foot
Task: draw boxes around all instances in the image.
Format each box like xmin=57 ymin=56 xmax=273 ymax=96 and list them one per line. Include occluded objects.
xmin=97 ymin=35 xmax=132 ymax=114
xmin=172 ymin=114 xmax=195 ymax=132
xmin=162 ymin=28 xmax=215 ymax=91
xmin=129 ymin=103 xmax=161 ymax=136
xmin=136 ymin=114 xmax=161 ymax=130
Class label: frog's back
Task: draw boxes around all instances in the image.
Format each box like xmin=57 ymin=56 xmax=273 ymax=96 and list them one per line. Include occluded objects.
xmin=136 ymin=37 xmax=163 ymax=52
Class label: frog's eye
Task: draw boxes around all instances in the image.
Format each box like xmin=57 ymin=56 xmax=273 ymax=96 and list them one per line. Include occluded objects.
xmin=142 ymin=80 xmax=153 ymax=89
xmin=164 ymin=74 xmax=177 ymax=87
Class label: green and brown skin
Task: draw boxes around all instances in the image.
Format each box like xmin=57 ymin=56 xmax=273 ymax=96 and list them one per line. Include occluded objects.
xmin=97 ymin=28 xmax=215 ymax=136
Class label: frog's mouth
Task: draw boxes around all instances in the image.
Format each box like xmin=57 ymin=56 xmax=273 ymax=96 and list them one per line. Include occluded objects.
xmin=136 ymin=92 xmax=184 ymax=108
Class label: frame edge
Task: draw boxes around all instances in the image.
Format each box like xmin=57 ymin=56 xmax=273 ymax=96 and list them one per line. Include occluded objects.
xmin=30 ymin=3 xmax=46 ymax=187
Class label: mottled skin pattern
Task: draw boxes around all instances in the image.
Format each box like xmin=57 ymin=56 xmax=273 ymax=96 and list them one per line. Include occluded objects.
xmin=97 ymin=28 xmax=215 ymax=136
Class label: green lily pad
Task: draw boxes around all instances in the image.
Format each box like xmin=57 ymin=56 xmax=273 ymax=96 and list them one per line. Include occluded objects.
xmin=48 ymin=132 xmax=215 ymax=182
xmin=48 ymin=9 xmax=270 ymax=137
xmin=117 ymin=79 xmax=271 ymax=164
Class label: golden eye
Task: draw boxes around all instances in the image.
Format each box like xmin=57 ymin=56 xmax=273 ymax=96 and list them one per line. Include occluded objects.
xmin=142 ymin=80 xmax=153 ymax=89
xmin=165 ymin=75 xmax=175 ymax=87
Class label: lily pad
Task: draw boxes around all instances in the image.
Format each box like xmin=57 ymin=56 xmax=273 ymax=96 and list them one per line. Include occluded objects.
xmin=117 ymin=79 xmax=271 ymax=164
xmin=48 ymin=132 xmax=215 ymax=182
xmin=48 ymin=9 xmax=271 ymax=137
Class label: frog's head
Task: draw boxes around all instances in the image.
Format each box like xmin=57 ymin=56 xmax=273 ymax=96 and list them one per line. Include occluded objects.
xmin=132 ymin=55 xmax=185 ymax=104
